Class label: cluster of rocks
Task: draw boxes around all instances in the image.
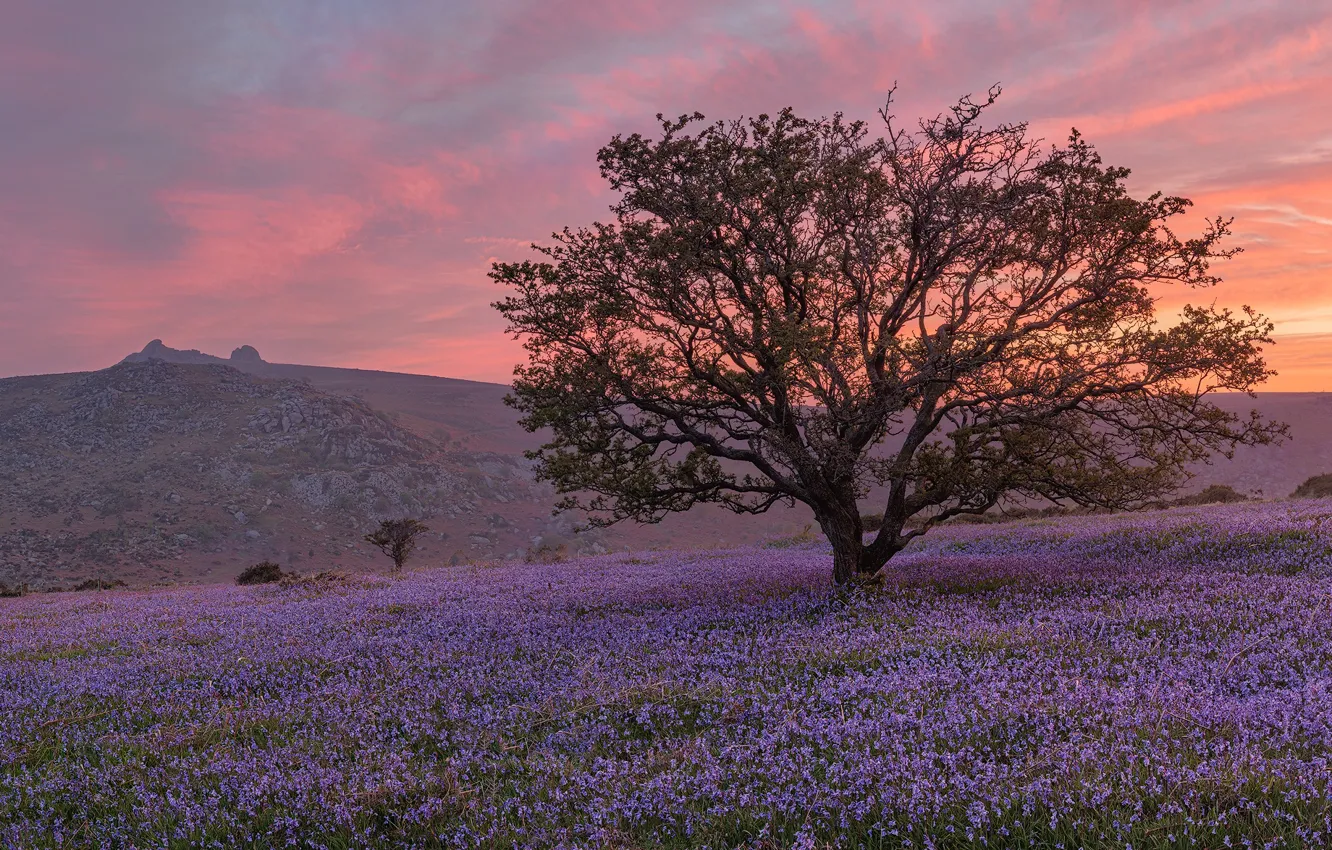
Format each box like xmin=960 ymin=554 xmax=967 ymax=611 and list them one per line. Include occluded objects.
xmin=245 ymin=388 xmax=430 ymax=466
xmin=0 ymin=527 xmax=185 ymax=587
xmin=123 ymin=339 xmax=267 ymax=368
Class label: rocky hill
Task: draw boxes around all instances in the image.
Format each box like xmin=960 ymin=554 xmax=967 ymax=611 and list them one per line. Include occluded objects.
xmin=1 ymin=353 xmax=811 ymax=589
xmin=0 ymin=361 xmax=586 ymax=588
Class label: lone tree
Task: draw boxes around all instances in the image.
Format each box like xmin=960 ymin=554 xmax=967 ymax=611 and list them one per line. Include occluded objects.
xmin=364 ymin=519 xmax=429 ymax=572
xmin=491 ymin=87 xmax=1284 ymax=585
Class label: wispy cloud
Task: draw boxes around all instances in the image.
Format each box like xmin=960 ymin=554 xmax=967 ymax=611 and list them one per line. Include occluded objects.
xmin=0 ymin=0 xmax=1329 ymax=387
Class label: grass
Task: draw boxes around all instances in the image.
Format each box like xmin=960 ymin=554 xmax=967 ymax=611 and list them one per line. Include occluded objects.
xmin=4 ymin=503 xmax=1332 ymax=847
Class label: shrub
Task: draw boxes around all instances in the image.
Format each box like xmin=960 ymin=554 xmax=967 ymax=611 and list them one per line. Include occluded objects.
xmin=277 ymin=570 xmax=347 ymax=591
xmin=236 ymin=560 xmax=286 ymax=586
xmin=524 ymin=542 xmax=569 ymax=564
xmin=1174 ymin=484 xmax=1249 ymax=506
xmin=1292 ymin=474 xmax=1332 ymax=499
xmin=71 ymin=578 xmax=128 ymax=592
xmin=96 ymin=488 xmax=142 ymax=517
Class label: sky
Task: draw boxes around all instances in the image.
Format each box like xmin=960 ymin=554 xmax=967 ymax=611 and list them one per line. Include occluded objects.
xmin=1 ymin=0 xmax=1330 ymax=389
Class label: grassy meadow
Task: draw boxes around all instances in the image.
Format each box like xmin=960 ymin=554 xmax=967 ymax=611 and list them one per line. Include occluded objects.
xmin=4 ymin=500 xmax=1332 ymax=848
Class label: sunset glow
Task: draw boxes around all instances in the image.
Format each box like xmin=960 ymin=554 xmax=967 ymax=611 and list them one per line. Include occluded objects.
xmin=2 ymin=1 xmax=1329 ymax=387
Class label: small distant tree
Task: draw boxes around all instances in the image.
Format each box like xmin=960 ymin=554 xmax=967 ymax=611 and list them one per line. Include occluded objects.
xmin=491 ymin=86 xmax=1286 ymax=585
xmin=364 ymin=519 xmax=429 ymax=571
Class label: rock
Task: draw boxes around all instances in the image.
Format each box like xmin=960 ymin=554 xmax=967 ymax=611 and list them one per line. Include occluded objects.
xmin=229 ymin=345 xmax=264 ymax=364
xmin=233 ymin=511 xmax=248 ymax=524
xmin=244 ymin=529 xmax=260 ymax=540
xmin=167 ymin=492 xmax=181 ymax=504
xmin=468 ymin=535 xmax=491 ymax=545
xmin=122 ymin=340 xmax=223 ymax=365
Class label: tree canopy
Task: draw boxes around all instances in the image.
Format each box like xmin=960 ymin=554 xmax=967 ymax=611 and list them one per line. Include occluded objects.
xmin=491 ymin=87 xmax=1284 ymax=584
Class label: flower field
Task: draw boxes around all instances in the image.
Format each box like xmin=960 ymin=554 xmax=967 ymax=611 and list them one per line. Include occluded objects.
xmin=5 ymin=501 xmax=1332 ymax=849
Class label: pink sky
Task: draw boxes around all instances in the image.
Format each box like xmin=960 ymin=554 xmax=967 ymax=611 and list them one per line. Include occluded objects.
xmin=2 ymin=0 xmax=1330 ymax=388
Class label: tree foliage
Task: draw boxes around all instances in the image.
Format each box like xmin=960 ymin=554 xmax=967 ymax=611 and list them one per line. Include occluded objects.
xmin=364 ymin=519 xmax=429 ymax=571
xmin=491 ymin=87 xmax=1285 ymax=584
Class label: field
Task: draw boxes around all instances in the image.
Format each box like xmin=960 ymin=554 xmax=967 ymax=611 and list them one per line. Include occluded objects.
xmin=5 ymin=501 xmax=1332 ymax=848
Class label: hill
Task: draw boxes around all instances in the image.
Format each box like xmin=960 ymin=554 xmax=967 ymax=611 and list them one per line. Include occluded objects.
xmin=0 ymin=351 xmax=811 ymax=588
xmin=0 ymin=360 xmax=546 ymax=588
xmin=123 ymin=339 xmax=1332 ymax=495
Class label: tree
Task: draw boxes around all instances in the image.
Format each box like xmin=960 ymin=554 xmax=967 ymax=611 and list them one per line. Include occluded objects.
xmin=491 ymin=86 xmax=1284 ymax=585
xmin=364 ymin=519 xmax=429 ymax=572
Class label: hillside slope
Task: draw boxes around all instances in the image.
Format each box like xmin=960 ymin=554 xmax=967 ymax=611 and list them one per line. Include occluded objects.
xmin=0 ymin=361 xmax=561 ymax=587
xmin=122 ymin=339 xmax=1332 ymax=499
xmin=0 ymin=357 xmax=810 ymax=588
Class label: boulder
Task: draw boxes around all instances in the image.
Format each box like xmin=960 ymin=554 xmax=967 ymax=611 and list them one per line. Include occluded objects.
xmin=230 ymin=345 xmax=264 ymax=364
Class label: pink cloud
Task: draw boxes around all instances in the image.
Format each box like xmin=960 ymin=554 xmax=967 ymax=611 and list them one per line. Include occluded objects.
xmin=0 ymin=0 xmax=1329 ymax=391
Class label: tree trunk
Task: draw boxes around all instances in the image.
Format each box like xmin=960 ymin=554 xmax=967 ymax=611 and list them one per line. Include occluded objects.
xmin=821 ymin=510 xmax=903 ymax=584
xmin=830 ymin=543 xmax=858 ymax=585
xmin=819 ymin=512 xmax=865 ymax=585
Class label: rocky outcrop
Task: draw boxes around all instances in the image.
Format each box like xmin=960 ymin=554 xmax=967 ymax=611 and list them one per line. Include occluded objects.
xmin=123 ymin=339 xmax=228 ymax=366
xmin=123 ymin=339 xmax=268 ymax=367
xmin=230 ymin=345 xmax=263 ymax=364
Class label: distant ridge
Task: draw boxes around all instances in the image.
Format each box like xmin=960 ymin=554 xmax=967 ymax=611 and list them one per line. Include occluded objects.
xmin=118 ymin=339 xmax=497 ymax=385
xmin=114 ymin=339 xmax=536 ymax=453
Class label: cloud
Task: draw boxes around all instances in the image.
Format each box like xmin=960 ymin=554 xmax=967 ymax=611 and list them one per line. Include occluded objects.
xmin=0 ymin=0 xmax=1329 ymax=388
